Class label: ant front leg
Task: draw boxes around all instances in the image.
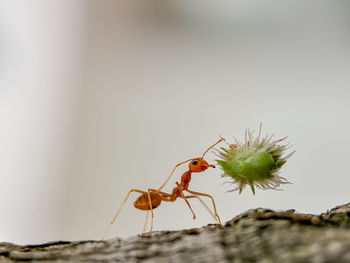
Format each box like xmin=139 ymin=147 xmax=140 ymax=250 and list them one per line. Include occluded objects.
xmin=158 ymin=158 xmax=195 ymax=191
xmin=185 ymin=195 xmax=218 ymax=223
xmin=175 ymin=182 xmax=196 ymax=220
xmin=185 ymin=189 xmax=222 ymax=225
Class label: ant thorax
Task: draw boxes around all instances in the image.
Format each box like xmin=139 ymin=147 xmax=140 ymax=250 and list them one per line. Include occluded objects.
xmin=180 ymin=171 xmax=192 ymax=190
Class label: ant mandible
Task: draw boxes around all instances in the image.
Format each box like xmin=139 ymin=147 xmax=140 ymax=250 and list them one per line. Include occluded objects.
xmin=103 ymin=138 xmax=223 ymax=239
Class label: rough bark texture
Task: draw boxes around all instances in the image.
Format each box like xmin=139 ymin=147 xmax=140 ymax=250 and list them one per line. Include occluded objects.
xmin=1 ymin=203 xmax=350 ymax=263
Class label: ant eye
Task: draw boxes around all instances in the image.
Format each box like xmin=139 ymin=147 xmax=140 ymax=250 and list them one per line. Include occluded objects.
xmin=192 ymin=161 xmax=198 ymax=165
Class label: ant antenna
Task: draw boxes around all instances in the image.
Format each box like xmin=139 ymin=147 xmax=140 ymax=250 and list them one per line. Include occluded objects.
xmin=201 ymin=138 xmax=223 ymax=158
xmin=158 ymin=158 xmax=195 ymax=191
xmin=158 ymin=138 xmax=224 ymax=191
xmin=219 ymin=135 xmax=231 ymax=146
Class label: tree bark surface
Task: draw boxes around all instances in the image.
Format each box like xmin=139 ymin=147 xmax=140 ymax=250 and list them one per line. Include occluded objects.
xmin=1 ymin=203 xmax=350 ymax=263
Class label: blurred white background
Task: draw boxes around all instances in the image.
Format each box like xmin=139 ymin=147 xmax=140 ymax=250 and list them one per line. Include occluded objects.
xmin=1 ymin=0 xmax=349 ymax=244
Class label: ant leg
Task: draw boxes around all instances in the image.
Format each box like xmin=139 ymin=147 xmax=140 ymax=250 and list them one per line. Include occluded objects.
xmin=103 ymin=189 xmax=146 ymax=240
xmin=158 ymin=158 xmax=195 ymax=191
xmin=146 ymin=189 xmax=172 ymax=232
xmin=146 ymin=188 xmax=188 ymax=232
xmin=149 ymin=188 xmax=197 ymax=220
xmin=186 ymin=189 xmax=222 ymax=225
xmin=185 ymin=195 xmax=218 ymax=223
xmin=176 ymin=182 xmax=196 ymax=219
xmin=142 ymin=211 xmax=150 ymax=233
xmin=146 ymin=189 xmax=155 ymax=232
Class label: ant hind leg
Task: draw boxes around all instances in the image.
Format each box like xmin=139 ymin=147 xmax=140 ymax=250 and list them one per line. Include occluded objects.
xmin=103 ymin=189 xmax=147 ymax=240
xmin=143 ymin=211 xmax=150 ymax=233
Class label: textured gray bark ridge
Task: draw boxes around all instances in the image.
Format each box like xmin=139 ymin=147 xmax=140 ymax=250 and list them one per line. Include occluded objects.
xmin=1 ymin=203 xmax=350 ymax=263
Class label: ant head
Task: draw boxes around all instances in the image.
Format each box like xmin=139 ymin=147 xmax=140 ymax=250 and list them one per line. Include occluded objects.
xmin=189 ymin=158 xmax=215 ymax=173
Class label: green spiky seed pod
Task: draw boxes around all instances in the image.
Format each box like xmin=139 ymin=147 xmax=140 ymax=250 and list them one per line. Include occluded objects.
xmin=216 ymin=124 xmax=294 ymax=194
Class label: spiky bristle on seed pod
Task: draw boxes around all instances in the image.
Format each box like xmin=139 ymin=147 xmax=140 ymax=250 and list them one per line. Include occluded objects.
xmin=215 ymin=124 xmax=295 ymax=194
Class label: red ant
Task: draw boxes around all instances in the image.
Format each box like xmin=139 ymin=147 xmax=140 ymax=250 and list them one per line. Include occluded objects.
xmin=103 ymin=139 xmax=223 ymax=239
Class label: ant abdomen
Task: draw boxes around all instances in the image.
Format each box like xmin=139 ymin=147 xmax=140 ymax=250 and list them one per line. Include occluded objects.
xmin=134 ymin=192 xmax=162 ymax=210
